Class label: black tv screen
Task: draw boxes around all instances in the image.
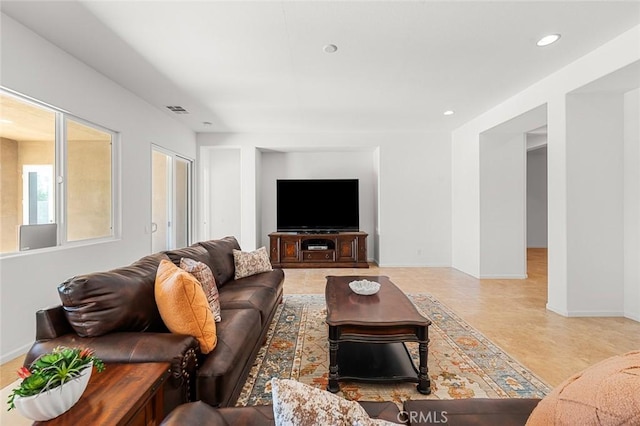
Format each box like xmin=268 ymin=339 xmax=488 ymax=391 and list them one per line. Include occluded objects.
xmin=277 ymin=179 xmax=359 ymax=232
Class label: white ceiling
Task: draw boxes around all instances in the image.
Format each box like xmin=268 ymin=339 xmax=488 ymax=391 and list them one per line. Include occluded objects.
xmin=2 ymin=1 xmax=639 ymax=134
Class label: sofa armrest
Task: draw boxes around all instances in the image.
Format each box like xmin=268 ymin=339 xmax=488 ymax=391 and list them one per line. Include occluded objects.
xmin=25 ymin=332 xmax=199 ymax=412
xmin=34 ymin=305 xmax=74 ymax=340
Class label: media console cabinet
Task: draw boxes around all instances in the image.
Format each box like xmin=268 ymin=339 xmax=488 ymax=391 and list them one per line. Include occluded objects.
xmin=268 ymin=232 xmax=368 ymax=268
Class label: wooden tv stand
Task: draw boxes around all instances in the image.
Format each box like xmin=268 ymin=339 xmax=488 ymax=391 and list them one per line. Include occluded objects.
xmin=269 ymin=232 xmax=368 ymax=268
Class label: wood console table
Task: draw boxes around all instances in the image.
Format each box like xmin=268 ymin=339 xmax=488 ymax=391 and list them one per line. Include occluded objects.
xmin=269 ymin=232 xmax=368 ymax=268
xmin=35 ymin=362 xmax=170 ymax=426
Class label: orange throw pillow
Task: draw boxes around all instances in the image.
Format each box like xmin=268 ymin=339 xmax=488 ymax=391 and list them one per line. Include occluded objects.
xmin=154 ymin=259 xmax=217 ymax=354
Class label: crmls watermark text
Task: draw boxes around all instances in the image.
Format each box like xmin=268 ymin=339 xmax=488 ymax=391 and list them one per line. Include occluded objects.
xmin=397 ymin=410 xmax=449 ymax=424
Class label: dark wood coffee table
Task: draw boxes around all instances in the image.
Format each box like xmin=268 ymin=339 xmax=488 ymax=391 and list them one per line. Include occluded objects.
xmin=34 ymin=362 xmax=170 ymax=426
xmin=325 ymin=275 xmax=431 ymax=394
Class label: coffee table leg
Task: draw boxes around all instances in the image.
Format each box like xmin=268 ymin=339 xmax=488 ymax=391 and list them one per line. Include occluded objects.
xmin=327 ymin=339 xmax=340 ymax=393
xmin=417 ymin=329 xmax=431 ymax=394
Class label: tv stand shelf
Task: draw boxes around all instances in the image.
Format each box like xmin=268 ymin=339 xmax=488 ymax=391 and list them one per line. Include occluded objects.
xmin=269 ymin=232 xmax=368 ymax=268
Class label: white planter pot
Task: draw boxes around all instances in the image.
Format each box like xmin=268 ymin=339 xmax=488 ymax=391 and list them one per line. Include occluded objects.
xmin=13 ymin=364 xmax=92 ymax=421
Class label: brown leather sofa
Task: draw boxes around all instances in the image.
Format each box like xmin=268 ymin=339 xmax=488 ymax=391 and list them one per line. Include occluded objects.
xmin=161 ymin=398 xmax=542 ymax=425
xmin=24 ymin=236 xmax=284 ymax=414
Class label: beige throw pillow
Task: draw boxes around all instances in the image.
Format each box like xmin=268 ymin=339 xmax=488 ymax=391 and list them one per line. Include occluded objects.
xmin=154 ymin=259 xmax=217 ymax=354
xmin=179 ymin=257 xmax=222 ymax=322
xmin=271 ymin=378 xmax=396 ymax=426
xmin=233 ymin=247 xmax=273 ymax=279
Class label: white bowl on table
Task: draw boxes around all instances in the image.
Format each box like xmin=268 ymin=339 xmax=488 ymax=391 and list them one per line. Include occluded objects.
xmin=348 ymin=279 xmax=380 ymax=295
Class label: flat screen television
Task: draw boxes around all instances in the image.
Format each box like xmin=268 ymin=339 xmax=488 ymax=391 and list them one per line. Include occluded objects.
xmin=277 ymin=179 xmax=359 ymax=232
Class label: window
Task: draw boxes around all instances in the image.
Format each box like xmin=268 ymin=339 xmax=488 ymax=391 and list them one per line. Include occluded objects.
xmin=0 ymin=89 xmax=117 ymax=254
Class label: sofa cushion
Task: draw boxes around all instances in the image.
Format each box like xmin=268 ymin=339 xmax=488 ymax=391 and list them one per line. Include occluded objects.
xmin=180 ymin=258 xmax=222 ymax=322
xmin=161 ymin=401 xmax=232 ymax=425
xmin=197 ymin=308 xmax=262 ymax=407
xmin=160 ymin=401 xmax=402 ymax=426
xmin=197 ymin=236 xmax=241 ymax=288
xmin=233 ymin=247 xmax=272 ymax=279
xmin=218 ymin=286 xmax=278 ymax=325
xmin=271 ymin=378 xmax=396 ymax=425
xmin=525 ymin=350 xmax=640 ymax=426
xmin=155 ymin=259 xmax=217 ymax=354
xmin=165 ymin=244 xmax=212 ymax=270
xmin=58 ymin=253 xmax=169 ymax=337
xmin=224 ymin=269 xmax=285 ymax=298
xmin=404 ymin=398 xmax=540 ymax=426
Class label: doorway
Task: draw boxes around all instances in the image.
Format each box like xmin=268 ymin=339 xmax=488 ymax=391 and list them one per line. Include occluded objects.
xmin=478 ymin=104 xmax=547 ymax=278
xmin=151 ymin=146 xmax=193 ymax=252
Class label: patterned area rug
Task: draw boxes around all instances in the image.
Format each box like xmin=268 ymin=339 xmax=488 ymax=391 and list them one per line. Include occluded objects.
xmin=237 ymin=294 xmax=550 ymax=408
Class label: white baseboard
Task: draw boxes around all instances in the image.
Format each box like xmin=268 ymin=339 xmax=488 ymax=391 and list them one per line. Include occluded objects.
xmin=546 ymin=303 xmax=569 ymax=316
xmin=566 ymin=310 xmax=625 ymax=317
xmin=624 ymin=312 xmax=640 ymax=322
xmin=546 ymin=304 xmax=626 ymax=318
xmin=478 ymin=275 xmax=527 ymax=279
xmin=376 ymin=263 xmax=451 ymax=268
xmin=0 ymin=342 xmax=31 ymax=365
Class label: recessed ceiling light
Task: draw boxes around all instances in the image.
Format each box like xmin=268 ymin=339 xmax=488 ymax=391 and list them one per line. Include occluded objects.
xmin=537 ymin=34 xmax=561 ymax=47
xmin=443 ymin=110 xmax=455 ymax=116
xmin=323 ymin=44 xmax=338 ymax=53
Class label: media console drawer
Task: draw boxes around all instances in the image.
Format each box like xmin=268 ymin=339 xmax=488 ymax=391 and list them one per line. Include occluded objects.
xmin=268 ymin=232 xmax=368 ymax=269
xmin=303 ymin=250 xmax=335 ymax=262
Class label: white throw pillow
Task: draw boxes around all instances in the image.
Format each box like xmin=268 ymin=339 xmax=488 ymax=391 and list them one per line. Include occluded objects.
xmin=271 ymin=378 xmax=397 ymax=426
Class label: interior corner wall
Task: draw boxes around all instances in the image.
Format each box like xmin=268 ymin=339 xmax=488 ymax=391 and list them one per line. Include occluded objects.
xmin=259 ymin=150 xmax=376 ymax=258
xmin=451 ymin=128 xmax=481 ymax=276
xmin=372 ymin=147 xmax=381 ymax=264
xmin=452 ymin=25 xmax=639 ymax=320
xmin=566 ymin=93 xmax=625 ymax=315
xmin=255 ymin=149 xmax=263 ymax=249
xmin=202 ymin=147 xmax=241 ymax=241
xmin=197 ymin=132 xmax=452 ymax=267
xmin=479 ymin=133 xmax=527 ymax=278
xmin=527 ymin=146 xmax=548 ymax=248
xmin=545 ymin=95 xmax=569 ymax=315
xmin=0 ymin=14 xmax=196 ymax=362
xmin=624 ymin=88 xmax=640 ymax=321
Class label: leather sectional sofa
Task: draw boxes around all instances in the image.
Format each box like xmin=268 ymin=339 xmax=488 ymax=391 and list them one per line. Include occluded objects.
xmin=161 ymin=398 xmax=542 ymax=425
xmin=24 ymin=236 xmax=284 ymax=414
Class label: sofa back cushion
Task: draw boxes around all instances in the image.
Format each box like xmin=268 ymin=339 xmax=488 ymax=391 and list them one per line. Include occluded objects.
xmin=165 ymin=244 xmax=212 ymax=270
xmin=197 ymin=236 xmax=241 ymax=288
xmin=58 ymin=253 xmax=169 ymax=337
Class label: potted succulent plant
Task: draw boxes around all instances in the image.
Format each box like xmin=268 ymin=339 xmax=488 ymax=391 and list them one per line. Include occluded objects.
xmin=6 ymin=346 xmax=105 ymax=421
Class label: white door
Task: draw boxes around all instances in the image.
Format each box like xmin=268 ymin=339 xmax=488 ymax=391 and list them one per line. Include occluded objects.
xmin=151 ymin=147 xmax=193 ymax=252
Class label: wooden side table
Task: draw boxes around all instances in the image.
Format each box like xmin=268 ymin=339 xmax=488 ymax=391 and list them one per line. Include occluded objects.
xmin=35 ymin=362 xmax=170 ymax=426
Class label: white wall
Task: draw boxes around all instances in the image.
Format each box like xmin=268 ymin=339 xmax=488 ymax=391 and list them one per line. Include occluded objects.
xmin=260 ymin=150 xmax=376 ymax=258
xmin=624 ymin=88 xmax=640 ymax=321
xmin=527 ymin=146 xmax=548 ymax=248
xmin=200 ymin=147 xmax=242 ymax=240
xmin=566 ymin=93 xmax=625 ymax=315
xmin=451 ymin=24 xmax=640 ymax=318
xmin=479 ymin=133 xmax=526 ymax=278
xmin=0 ymin=14 xmax=196 ymax=362
xmin=197 ymin=132 xmax=452 ymax=267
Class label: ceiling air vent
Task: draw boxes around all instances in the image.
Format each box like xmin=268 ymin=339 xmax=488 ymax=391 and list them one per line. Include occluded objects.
xmin=166 ymin=105 xmax=189 ymax=114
